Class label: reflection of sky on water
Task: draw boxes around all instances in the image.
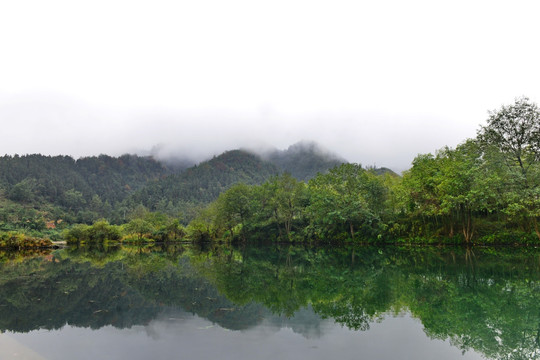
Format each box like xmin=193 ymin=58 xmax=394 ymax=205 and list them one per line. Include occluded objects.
xmin=5 ymin=311 xmax=484 ymax=360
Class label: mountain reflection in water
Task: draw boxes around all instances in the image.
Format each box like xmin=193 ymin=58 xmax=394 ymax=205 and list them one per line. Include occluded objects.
xmin=0 ymin=243 xmax=538 ymax=360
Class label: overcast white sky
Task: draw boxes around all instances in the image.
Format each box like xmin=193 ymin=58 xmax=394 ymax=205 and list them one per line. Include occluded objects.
xmin=1 ymin=0 xmax=540 ymax=171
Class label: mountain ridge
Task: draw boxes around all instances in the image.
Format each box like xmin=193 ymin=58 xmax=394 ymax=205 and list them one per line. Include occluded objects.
xmin=259 ymin=140 xmax=346 ymax=181
xmin=0 ymin=141 xmax=396 ymax=226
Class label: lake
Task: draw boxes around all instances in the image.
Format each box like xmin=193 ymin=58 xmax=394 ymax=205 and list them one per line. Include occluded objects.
xmin=0 ymin=243 xmax=538 ymax=360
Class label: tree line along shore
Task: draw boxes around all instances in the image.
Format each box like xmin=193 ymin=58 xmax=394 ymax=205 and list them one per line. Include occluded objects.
xmin=2 ymin=97 xmax=540 ymax=247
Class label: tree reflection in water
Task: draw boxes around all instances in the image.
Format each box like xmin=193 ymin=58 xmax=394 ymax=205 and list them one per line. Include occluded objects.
xmin=0 ymin=243 xmax=538 ymax=359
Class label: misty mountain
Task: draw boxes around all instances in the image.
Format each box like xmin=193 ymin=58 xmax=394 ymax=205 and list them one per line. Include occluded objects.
xmin=128 ymin=150 xmax=280 ymax=220
xmin=366 ymin=166 xmax=399 ymax=177
xmin=262 ymin=141 xmax=347 ymax=181
xmin=0 ymin=143 xmax=396 ymax=226
xmin=128 ymin=141 xmax=349 ymax=221
xmin=147 ymin=140 xmax=348 ymax=181
xmin=147 ymin=144 xmax=197 ymax=172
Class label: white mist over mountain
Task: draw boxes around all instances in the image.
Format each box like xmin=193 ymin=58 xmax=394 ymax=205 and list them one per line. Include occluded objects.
xmin=2 ymin=1 xmax=540 ymax=172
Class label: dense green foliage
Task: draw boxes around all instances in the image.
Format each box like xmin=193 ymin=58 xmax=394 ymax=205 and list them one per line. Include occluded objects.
xmin=0 ymin=145 xmax=341 ymax=244
xmin=0 ymin=231 xmax=52 ymax=249
xmin=0 ymin=153 xmax=169 ymax=226
xmin=190 ymin=97 xmax=540 ymax=245
xmin=2 ymin=98 xmax=540 ymax=245
xmin=128 ymin=150 xmax=280 ymax=221
xmin=0 ymin=154 xmax=168 ymax=205
xmin=188 ymin=165 xmax=394 ymax=242
xmin=62 ymin=213 xmax=187 ymax=245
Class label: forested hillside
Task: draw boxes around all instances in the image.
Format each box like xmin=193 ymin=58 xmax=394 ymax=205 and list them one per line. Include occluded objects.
xmin=0 ymin=154 xmax=169 ymax=230
xmin=8 ymin=96 xmax=540 ymax=248
xmin=0 ymin=143 xmax=348 ymax=239
xmin=185 ymin=97 xmax=540 ymax=245
xmin=0 ymin=154 xmax=168 ymax=205
xmin=6 ymin=96 xmax=540 ymax=248
xmin=127 ymin=150 xmax=281 ymax=221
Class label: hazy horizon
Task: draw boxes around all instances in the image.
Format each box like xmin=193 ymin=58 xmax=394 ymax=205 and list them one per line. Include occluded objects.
xmin=2 ymin=1 xmax=540 ymax=173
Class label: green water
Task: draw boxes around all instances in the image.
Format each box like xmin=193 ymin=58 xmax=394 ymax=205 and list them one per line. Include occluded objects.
xmin=0 ymin=243 xmax=538 ymax=360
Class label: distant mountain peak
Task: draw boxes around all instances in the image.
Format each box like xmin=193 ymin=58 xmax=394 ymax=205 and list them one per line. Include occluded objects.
xmin=284 ymin=140 xmax=346 ymax=161
xmin=257 ymin=140 xmax=347 ymax=181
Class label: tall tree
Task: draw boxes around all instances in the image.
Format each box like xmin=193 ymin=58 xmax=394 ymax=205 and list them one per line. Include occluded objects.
xmin=215 ymin=183 xmax=254 ymax=240
xmin=436 ymin=141 xmax=500 ymax=242
xmin=307 ymin=164 xmax=387 ymax=240
xmin=478 ymin=96 xmax=540 ymax=177
xmin=478 ymin=97 xmax=540 ymax=239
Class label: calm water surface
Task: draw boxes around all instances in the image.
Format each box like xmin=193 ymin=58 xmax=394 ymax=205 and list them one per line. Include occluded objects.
xmin=0 ymin=243 xmax=538 ymax=360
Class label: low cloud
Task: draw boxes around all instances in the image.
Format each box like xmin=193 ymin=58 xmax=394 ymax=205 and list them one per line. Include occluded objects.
xmin=0 ymin=92 xmax=479 ymax=173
